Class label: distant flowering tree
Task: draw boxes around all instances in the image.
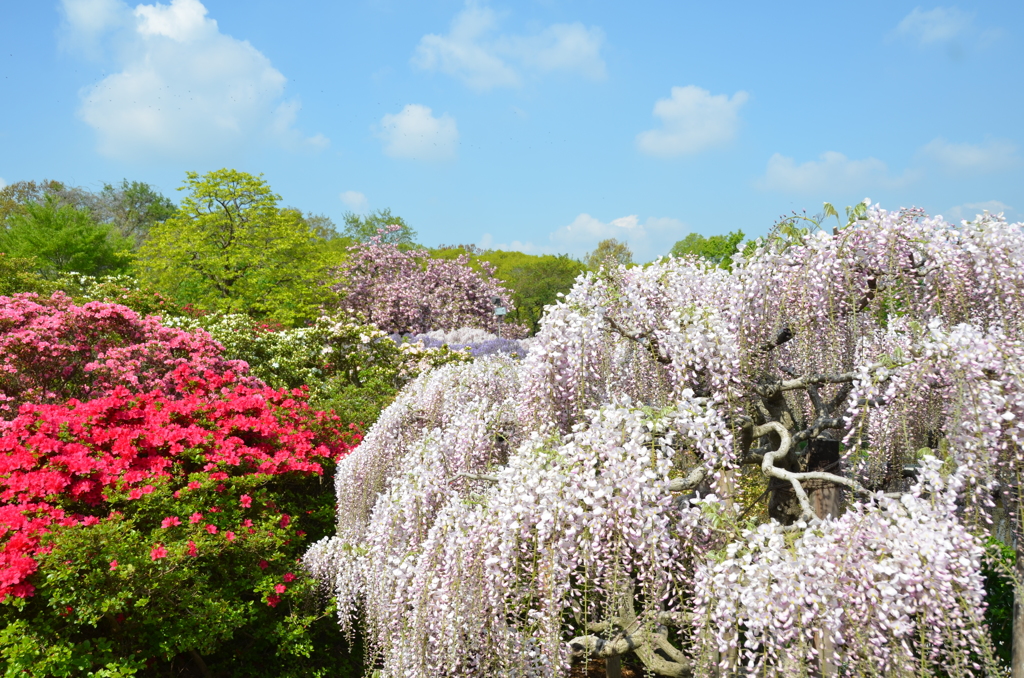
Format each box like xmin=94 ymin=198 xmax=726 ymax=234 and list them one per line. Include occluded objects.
xmin=0 ymin=366 xmax=362 ymax=676
xmin=308 ymin=206 xmax=1024 ymax=677
xmin=333 ymin=227 xmax=526 ymax=336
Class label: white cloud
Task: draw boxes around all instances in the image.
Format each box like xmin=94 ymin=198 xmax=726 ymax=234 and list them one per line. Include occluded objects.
xmin=375 ymin=105 xmax=459 ymax=161
xmin=636 ymin=86 xmax=748 ymax=157
xmin=919 ymin=137 xmax=1019 ymax=174
xmin=893 ymin=6 xmax=973 ymax=45
xmin=479 ymin=213 xmax=687 ymax=263
xmin=412 ymin=0 xmax=605 ymax=91
xmin=758 ymin=151 xmax=915 ymax=194
xmin=340 ymin=191 xmax=369 ymax=212
xmin=944 ymin=200 xmax=1016 ymax=223
xmin=65 ymin=0 xmax=326 ymax=162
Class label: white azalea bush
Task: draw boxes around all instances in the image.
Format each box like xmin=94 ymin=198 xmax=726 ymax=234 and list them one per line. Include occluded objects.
xmin=308 ymin=206 xmax=1024 ymax=676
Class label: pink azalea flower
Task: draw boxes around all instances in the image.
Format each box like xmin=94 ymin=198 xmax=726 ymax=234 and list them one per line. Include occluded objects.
xmin=282 ymin=572 xmax=295 ymax=582
xmin=189 ymin=512 xmax=203 ymax=524
xmin=240 ymin=494 xmax=252 ymax=508
xmin=161 ymin=516 xmax=182 ymax=528
xmin=150 ymin=545 xmax=168 ymax=560
xmin=274 ymin=584 xmax=286 ymax=594
xmin=266 ymin=594 xmax=281 ymax=608
xmin=205 ymin=524 xmax=218 ymax=534
xmin=225 ymin=531 xmax=236 ymax=542
xmin=109 ymin=560 xmax=118 ymax=570
xmin=187 ymin=541 xmax=198 ymax=557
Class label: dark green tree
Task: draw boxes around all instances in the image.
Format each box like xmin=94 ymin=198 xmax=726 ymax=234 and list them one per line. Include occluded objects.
xmin=95 ymin=180 xmax=177 ymax=247
xmin=669 ymin=230 xmax=745 ymax=269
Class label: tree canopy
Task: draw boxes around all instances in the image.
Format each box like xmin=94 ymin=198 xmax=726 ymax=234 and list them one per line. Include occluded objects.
xmin=669 ymin=229 xmax=745 ymax=268
xmin=0 ymin=195 xmax=132 ymax=278
xmin=136 ymin=169 xmax=335 ymax=326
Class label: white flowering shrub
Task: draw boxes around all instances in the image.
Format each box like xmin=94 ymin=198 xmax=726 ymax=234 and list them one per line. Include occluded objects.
xmin=309 ymin=206 xmax=1024 ymax=677
xmin=165 ymin=312 xmax=471 ymax=427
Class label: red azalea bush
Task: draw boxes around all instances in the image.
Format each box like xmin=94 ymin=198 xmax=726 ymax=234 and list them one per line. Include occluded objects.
xmin=0 ymin=292 xmax=250 ymax=418
xmin=0 ymin=365 xmax=363 ymax=676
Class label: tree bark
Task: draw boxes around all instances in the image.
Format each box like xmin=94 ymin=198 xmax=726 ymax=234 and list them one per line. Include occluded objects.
xmin=807 ymin=439 xmax=841 ymax=677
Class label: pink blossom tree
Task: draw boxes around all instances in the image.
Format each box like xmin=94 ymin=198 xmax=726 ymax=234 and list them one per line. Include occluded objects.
xmin=308 ymin=206 xmax=1024 ymax=677
xmin=333 ymin=227 xmax=526 ymax=336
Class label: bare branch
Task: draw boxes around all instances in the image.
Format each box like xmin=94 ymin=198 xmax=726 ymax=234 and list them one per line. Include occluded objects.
xmin=668 ymin=466 xmax=707 ymax=492
xmin=604 ymin=314 xmax=672 ymax=365
xmin=755 ymin=421 xmax=871 ymax=524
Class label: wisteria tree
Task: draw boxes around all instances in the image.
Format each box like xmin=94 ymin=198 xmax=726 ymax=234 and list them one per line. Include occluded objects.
xmin=333 ymin=227 xmax=526 ymax=336
xmin=307 ymin=206 xmax=1024 ymax=677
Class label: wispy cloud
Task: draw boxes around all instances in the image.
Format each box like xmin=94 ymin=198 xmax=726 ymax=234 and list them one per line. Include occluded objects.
xmin=944 ymin=200 xmax=1017 ymax=223
xmin=375 ymin=105 xmax=459 ymax=161
xmin=412 ymin=0 xmax=605 ymax=91
xmin=893 ymin=6 xmax=974 ymax=45
xmin=919 ymin=137 xmax=1019 ymax=174
xmin=480 ymin=213 xmax=687 ymax=262
xmin=636 ymin=86 xmax=748 ymax=157
xmin=64 ymin=0 xmax=326 ymax=162
xmin=757 ymin=151 xmax=916 ymax=194
xmin=340 ymin=191 xmax=369 ymax=213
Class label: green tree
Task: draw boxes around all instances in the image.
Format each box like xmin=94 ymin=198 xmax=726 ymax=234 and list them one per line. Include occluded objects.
xmin=0 ymin=254 xmax=54 ymax=296
xmin=342 ymin=208 xmax=417 ymax=246
xmin=584 ymin=238 xmax=633 ymax=270
xmin=136 ymin=169 xmax=335 ymax=326
xmin=669 ymin=230 xmax=745 ymax=269
xmin=0 ymin=195 xmax=132 ymax=278
xmin=95 ymin=179 xmax=177 ymax=247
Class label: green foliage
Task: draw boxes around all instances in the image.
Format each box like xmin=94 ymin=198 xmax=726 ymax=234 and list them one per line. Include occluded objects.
xmin=1 ymin=472 xmax=363 ymax=678
xmin=341 ymin=208 xmax=417 ymax=246
xmin=165 ymin=312 xmax=471 ymax=429
xmin=0 ymin=254 xmax=55 ymax=296
xmin=823 ymin=199 xmax=870 ymax=230
xmin=982 ymin=537 xmax=1015 ymax=668
xmin=49 ymin=272 xmax=184 ymax=318
xmin=136 ymin=170 xmax=336 ymax=326
xmin=0 ymin=195 xmax=132 ymax=278
xmin=584 ymin=238 xmax=633 ymax=270
xmin=669 ymin=230 xmax=745 ymax=269
xmin=96 ymin=180 xmax=177 ymax=248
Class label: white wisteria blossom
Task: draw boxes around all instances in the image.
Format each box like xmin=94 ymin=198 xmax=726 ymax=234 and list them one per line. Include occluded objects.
xmin=308 ymin=206 xmax=1024 ymax=677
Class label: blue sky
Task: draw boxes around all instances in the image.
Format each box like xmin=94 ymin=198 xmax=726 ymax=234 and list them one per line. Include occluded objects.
xmin=1 ymin=1 xmax=1021 ymax=262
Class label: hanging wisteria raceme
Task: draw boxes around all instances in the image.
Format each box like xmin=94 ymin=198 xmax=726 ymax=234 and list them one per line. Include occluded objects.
xmin=308 ymin=206 xmax=1024 ymax=677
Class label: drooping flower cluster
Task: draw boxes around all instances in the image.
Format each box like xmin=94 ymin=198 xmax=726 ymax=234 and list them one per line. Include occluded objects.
xmin=310 ymin=206 xmax=1022 ymax=677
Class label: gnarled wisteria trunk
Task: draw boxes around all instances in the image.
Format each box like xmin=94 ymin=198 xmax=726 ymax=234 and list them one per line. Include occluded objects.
xmin=307 ymin=206 xmax=1024 ymax=677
